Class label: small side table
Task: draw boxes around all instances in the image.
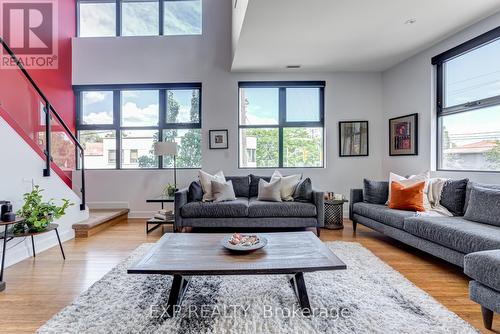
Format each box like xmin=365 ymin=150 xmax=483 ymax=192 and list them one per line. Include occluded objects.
xmin=146 ymin=195 xmax=175 ymax=234
xmin=1 ymin=221 xmax=65 ymax=292
xmin=324 ymin=199 xmax=349 ymax=230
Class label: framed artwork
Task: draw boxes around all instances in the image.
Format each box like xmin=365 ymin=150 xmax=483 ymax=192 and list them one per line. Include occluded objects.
xmin=339 ymin=121 xmax=369 ymax=157
xmin=389 ymin=113 xmax=418 ymax=156
xmin=209 ymin=129 xmax=228 ymax=149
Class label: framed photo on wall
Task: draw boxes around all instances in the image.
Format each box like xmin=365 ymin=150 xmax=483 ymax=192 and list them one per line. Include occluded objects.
xmin=209 ymin=129 xmax=228 ymax=149
xmin=389 ymin=113 xmax=418 ymax=156
xmin=339 ymin=121 xmax=369 ymax=157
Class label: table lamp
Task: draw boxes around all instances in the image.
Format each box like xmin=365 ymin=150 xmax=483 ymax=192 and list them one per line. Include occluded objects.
xmin=154 ymin=142 xmax=178 ymax=192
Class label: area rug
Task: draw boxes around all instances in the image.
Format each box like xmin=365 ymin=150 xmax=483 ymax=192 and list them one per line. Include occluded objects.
xmin=37 ymin=241 xmax=478 ymax=334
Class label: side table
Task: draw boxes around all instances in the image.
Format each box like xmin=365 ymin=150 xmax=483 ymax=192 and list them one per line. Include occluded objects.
xmin=324 ymin=199 xmax=349 ymax=230
xmin=146 ymin=195 xmax=175 ymax=234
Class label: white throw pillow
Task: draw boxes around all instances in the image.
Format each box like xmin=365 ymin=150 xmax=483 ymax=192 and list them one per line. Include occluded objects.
xmin=387 ymin=171 xmax=430 ymax=210
xmin=211 ymin=180 xmax=236 ymax=202
xmin=271 ymin=170 xmax=301 ymax=201
xmin=257 ymin=178 xmax=282 ymax=202
xmin=198 ymin=170 xmax=226 ymax=202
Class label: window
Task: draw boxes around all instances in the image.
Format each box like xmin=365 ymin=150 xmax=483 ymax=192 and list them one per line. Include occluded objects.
xmin=76 ymin=83 xmax=202 ymax=169
xmin=433 ymin=27 xmax=500 ymax=172
xmin=238 ymin=82 xmax=325 ymax=168
xmin=77 ymin=0 xmax=202 ymax=37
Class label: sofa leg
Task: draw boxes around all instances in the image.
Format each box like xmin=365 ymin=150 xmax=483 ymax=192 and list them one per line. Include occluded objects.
xmin=481 ymin=306 xmax=494 ymax=330
xmin=352 ymin=221 xmax=357 ymax=233
xmin=316 ymin=227 xmax=321 ymax=237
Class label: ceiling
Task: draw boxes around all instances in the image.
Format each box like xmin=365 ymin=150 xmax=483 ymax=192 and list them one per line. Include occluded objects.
xmin=231 ymin=0 xmax=500 ymax=72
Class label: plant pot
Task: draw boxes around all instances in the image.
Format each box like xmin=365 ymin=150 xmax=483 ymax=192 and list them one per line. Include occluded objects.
xmin=27 ymin=214 xmax=53 ymax=233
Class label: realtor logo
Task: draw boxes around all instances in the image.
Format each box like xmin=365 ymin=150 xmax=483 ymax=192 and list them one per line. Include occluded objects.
xmin=0 ymin=0 xmax=58 ymax=69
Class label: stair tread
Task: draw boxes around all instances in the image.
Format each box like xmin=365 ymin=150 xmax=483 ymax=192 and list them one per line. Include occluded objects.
xmin=73 ymin=209 xmax=129 ymax=229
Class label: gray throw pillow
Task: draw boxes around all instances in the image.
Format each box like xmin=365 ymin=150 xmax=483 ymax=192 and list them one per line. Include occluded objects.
xmin=188 ymin=181 xmax=203 ymax=202
xmin=225 ymin=176 xmax=250 ymax=197
xmin=363 ymin=179 xmax=388 ymax=205
xmin=464 ymin=182 xmax=500 ymax=213
xmin=257 ymin=179 xmax=282 ymax=202
xmin=211 ymin=180 xmax=237 ymax=202
xmin=293 ymin=178 xmax=313 ymax=202
xmin=464 ymin=186 xmax=500 ymax=227
xmin=439 ymin=178 xmax=468 ymax=216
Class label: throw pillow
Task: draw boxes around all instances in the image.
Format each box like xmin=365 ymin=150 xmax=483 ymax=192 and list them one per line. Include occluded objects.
xmin=249 ymin=175 xmax=271 ymax=197
xmin=211 ymin=180 xmax=237 ymax=203
xmin=187 ymin=181 xmax=203 ymax=202
xmin=464 ymin=186 xmax=500 ymax=227
xmin=388 ymin=181 xmax=426 ymax=212
xmin=271 ymin=170 xmax=301 ymax=201
xmin=225 ymin=176 xmax=250 ymax=198
xmin=198 ymin=170 xmax=226 ymax=202
xmin=440 ymin=178 xmax=469 ymax=216
xmin=464 ymin=182 xmax=500 ymax=214
xmin=257 ymin=179 xmax=282 ymax=202
xmin=293 ymin=178 xmax=313 ymax=202
xmin=363 ymin=179 xmax=389 ymax=204
xmin=387 ymin=171 xmax=430 ymax=210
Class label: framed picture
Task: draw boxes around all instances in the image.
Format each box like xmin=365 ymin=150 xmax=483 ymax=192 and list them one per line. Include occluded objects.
xmin=339 ymin=121 xmax=369 ymax=157
xmin=209 ymin=129 xmax=228 ymax=149
xmin=389 ymin=113 xmax=418 ymax=156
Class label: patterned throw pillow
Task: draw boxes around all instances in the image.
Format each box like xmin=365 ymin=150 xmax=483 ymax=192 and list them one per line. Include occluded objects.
xmin=293 ymin=178 xmax=313 ymax=202
xmin=257 ymin=179 xmax=282 ymax=202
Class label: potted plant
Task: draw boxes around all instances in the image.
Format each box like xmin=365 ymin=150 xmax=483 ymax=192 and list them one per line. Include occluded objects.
xmin=163 ymin=183 xmax=176 ymax=197
xmin=14 ymin=185 xmax=73 ymax=234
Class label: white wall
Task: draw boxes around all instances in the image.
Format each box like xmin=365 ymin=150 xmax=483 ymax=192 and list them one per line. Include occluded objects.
xmin=0 ymin=117 xmax=88 ymax=268
xmin=382 ymin=11 xmax=500 ymax=184
xmin=72 ymin=0 xmax=384 ymax=217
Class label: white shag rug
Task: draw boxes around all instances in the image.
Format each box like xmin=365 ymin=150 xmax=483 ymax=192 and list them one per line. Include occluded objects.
xmin=37 ymin=241 xmax=478 ymax=334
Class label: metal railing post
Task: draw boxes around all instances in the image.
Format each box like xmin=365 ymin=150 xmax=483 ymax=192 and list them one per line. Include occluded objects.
xmin=43 ymin=102 xmax=51 ymax=177
xmin=80 ymin=150 xmax=86 ymax=211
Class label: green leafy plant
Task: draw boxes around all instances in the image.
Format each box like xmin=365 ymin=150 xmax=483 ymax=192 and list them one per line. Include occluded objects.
xmin=163 ymin=183 xmax=176 ymax=197
xmin=16 ymin=185 xmax=73 ymax=233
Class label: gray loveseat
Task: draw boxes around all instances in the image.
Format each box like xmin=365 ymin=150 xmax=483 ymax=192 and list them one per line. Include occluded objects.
xmin=175 ymin=175 xmax=324 ymax=235
xmin=350 ymin=180 xmax=500 ymax=329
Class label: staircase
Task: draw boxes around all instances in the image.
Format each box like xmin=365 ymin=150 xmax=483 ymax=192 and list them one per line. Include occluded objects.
xmin=0 ymin=37 xmax=86 ymax=210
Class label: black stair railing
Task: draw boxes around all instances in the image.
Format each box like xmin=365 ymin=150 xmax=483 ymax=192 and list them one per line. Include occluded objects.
xmin=0 ymin=37 xmax=86 ymax=211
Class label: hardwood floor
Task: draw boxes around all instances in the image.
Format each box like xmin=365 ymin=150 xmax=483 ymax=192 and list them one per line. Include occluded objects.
xmin=0 ymin=219 xmax=497 ymax=333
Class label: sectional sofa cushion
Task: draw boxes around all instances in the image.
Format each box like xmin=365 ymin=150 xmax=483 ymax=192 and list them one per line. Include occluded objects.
xmin=225 ymin=176 xmax=250 ymax=198
xmin=249 ymin=175 xmax=272 ymax=198
xmin=439 ymin=178 xmax=468 ymax=216
xmin=248 ymin=197 xmax=317 ymax=217
xmin=464 ymin=186 xmax=500 ymax=227
xmin=294 ymin=178 xmax=313 ymax=202
xmin=188 ymin=181 xmax=203 ymax=202
xmin=363 ymin=179 xmax=389 ymax=204
xmin=403 ymin=216 xmax=500 ymax=254
xmin=352 ymin=202 xmax=415 ymax=230
xmin=181 ymin=197 xmax=249 ymax=218
xmin=464 ymin=250 xmax=500 ymax=292
xmin=464 ymin=182 xmax=500 ymax=213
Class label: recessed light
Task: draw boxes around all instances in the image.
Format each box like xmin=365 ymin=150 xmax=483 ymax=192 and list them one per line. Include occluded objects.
xmin=286 ymin=65 xmax=301 ymax=69
xmin=405 ymin=19 xmax=416 ymax=25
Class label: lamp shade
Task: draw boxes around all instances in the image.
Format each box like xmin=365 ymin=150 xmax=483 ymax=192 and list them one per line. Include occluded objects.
xmin=154 ymin=142 xmax=177 ymax=156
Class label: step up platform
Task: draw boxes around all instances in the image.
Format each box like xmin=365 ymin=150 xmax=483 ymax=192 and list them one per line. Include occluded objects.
xmin=72 ymin=209 xmax=129 ymax=238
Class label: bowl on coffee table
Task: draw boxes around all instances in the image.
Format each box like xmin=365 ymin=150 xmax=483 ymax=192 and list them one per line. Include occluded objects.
xmin=221 ymin=233 xmax=267 ymax=252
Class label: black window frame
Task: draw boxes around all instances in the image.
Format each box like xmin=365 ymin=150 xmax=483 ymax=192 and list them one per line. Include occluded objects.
xmin=76 ymin=0 xmax=202 ymax=37
xmin=238 ymin=81 xmax=325 ymax=169
xmin=74 ymin=82 xmax=202 ymax=170
xmin=432 ymin=26 xmax=500 ymax=173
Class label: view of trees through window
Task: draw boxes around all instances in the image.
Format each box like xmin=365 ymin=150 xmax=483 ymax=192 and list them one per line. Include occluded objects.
xmin=77 ymin=85 xmax=201 ymax=169
xmin=239 ymin=83 xmax=324 ymax=168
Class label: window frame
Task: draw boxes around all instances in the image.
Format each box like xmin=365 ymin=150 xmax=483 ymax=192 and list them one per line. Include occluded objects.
xmin=75 ymin=82 xmax=202 ymax=170
xmin=432 ymin=26 xmax=500 ymax=173
xmin=76 ymin=0 xmax=202 ymax=37
xmin=238 ymin=81 xmax=325 ymax=169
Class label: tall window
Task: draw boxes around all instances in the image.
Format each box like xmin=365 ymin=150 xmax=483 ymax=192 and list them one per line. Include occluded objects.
xmin=433 ymin=27 xmax=500 ymax=172
xmin=76 ymin=83 xmax=202 ymax=169
xmin=77 ymin=0 xmax=202 ymax=37
xmin=238 ymin=82 xmax=325 ymax=168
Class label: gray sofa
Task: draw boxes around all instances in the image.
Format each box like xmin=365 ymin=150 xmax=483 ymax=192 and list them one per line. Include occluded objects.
xmin=350 ymin=180 xmax=500 ymax=329
xmin=175 ymin=175 xmax=324 ymax=235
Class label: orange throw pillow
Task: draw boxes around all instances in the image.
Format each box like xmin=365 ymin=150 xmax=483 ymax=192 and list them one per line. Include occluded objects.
xmin=388 ymin=181 xmax=426 ymax=212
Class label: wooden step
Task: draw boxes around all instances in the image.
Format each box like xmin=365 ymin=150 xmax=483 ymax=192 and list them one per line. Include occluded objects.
xmin=72 ymin=209 xmax=129 ymax=238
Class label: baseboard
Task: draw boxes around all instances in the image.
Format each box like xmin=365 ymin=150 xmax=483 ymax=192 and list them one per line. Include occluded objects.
xmin=87 ymin=201 xmax=129 ymax=210
xmin=2 ymin=228 xmax=74 ymax=268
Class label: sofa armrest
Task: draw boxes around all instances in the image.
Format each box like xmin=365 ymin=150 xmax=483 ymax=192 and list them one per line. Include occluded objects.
xmin=312 ymin=190 xmax=324 ymax=227
xmin=174 ymin=188 xmax=188 ymax=229
xmin=349 ymin=189 xmax=363 ymax=220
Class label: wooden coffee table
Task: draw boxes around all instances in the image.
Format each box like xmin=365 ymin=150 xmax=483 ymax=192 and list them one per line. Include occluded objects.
xmin=128 ymin=232 xmax=346 ymax=316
